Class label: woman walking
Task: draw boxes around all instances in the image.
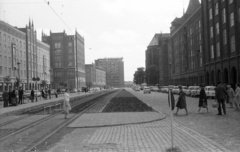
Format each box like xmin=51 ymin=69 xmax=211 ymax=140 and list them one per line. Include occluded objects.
xmin=227 ymin=85 xmax=235 ymax=108
xmin=30 ymin=89 xmax=35 ymax=102
xmin=234 ymin=84 xmax=240 ymax=110
xmin=175 ymin=85 xmax=188 ymax=115
xmin=198 ymin=85 xmax=208 ymax=113
xmin=63 ymin=89 xmax=71 ymax=119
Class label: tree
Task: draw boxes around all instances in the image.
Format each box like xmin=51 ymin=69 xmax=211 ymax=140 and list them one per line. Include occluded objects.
xmin=133 ymin=67 xmax=145 ymax=85
xmin=145 ymin=65 xmax=159 ymax=85
xmin=40 ymin=80 xmax=48 ymax=88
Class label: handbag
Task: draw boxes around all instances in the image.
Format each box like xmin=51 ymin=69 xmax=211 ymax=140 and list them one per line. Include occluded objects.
xmin=202 ymin=102 xmax=207 ymax=108
xmin=212 ymin=100 xmax=218 ymax=108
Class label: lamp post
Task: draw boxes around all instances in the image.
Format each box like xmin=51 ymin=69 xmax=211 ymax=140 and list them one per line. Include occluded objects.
xmin=17 ymin=62 xmax=20 ymax=90
xmin=49 ymin=69 xmax=51 ymax=89
xmin=32 ymin=77 xmax=40 ymax=101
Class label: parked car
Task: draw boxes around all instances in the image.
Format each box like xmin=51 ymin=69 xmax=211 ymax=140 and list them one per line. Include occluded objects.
xmin=191 ymin=86 xmax=201 ymax=97
xmin=172 ymin=86 xmax=179 ymax=94
xmin=161 ymin=86 xmax=168 ymax=93
xmin=134 ymin=86 xmax=141 ymax=91
xmin=71 ymin=88 xmax=77 ymax=93
xmin=23 ymin=90 xmax=31 ymax=99
xmin=51 ymin=89 xmax=57 ymax=95
xmin=205 ymin=86 xmax=216 ymax=99
xmin=152 ymin=86 xmax=160 ymax=92
xmin=182 ymin=86 xmax=188 ymax=94
xmin=35 ymin=90 xmax=41 ymax=97
xmin=186 ymin=86 xmax=195 ymax=96
xmin=143 ymin=87 xmax=151 ymax=94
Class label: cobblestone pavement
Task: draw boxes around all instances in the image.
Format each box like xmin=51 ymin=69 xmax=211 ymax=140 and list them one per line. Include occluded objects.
xmin=46 ymin=88 xmax=238 ymax=152
xmin=129 ymin=89 xmax=240 ymax=152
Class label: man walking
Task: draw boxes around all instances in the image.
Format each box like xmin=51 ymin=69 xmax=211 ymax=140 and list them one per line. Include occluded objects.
xmin=18 ymin=87 xmax=24 ymax=104
xmin=215 ymin=82 xmax=228 ymax=115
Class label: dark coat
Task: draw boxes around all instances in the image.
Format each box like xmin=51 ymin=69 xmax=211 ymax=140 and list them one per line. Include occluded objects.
xmin=199 ymin=88 xmax=207 ymax=107
xmin=31 ymin=90 xmax=35 ymax=97
xmin=18 ymin=89 xmax=23 ymax=97
xmin=176 ymin=90 xmax=187 ymax=109
xmin=215 ymin=86 xmax=228 ymax=100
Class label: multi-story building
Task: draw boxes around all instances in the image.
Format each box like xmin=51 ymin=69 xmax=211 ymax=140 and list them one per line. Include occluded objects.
xmin=145 ymin=33 xmax=170 ymax=86
xmin=0 ymin=20 xmax=50 ymax=91
xmin=201 ymin=0 xmax=240 ymax=86
xmin=168 ymin=0 xmax=203 ymax=86
xmin=85 ymin=64 xmax=106 ymax=88
xmin=42 ymin=31 xmax=85 ymax=90
xmin=18 ymin=21 xmax=50 ymax=90
xmin=95 ymin=58 xmax=124 ymax=88
xmin=0 ymin=20 xmax=27 ymax=91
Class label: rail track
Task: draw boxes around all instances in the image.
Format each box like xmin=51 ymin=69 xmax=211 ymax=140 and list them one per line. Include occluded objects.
xmin=0 ymin=90 xmax=119 ymax=152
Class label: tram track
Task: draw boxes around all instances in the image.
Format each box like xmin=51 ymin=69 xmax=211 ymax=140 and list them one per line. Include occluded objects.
xmin=0 ymin=90 xmax=119 ymax=152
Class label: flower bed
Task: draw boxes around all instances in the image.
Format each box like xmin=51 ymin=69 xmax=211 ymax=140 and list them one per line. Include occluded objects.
xmin=103 ymin=89 xmax=154 ymax=112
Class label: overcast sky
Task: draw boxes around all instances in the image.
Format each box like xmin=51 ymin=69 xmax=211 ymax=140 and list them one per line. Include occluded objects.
xmin=0 ymin=0 xmax=191 ymax=81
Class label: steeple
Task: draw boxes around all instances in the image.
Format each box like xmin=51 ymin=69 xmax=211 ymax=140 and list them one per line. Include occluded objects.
xmin=31 ymin=19 xmax=34 ymax=27
xmin=185 ymin=0 xmax=200 ymax=15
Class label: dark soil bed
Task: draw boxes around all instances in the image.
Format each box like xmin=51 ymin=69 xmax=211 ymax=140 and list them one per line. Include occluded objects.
xmin=103 ymin=89 xmax=154 ymax=112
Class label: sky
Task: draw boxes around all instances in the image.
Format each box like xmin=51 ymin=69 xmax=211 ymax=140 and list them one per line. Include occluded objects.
xmin=0 ymin=0 xmax=191 ymax=81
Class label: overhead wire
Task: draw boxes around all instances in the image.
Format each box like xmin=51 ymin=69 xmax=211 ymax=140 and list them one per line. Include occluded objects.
xmin=43 ymin=0 xmax=72 ymax=32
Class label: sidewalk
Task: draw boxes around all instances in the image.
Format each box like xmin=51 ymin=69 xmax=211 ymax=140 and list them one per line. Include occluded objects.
xmin=0 ymin=92 xmax=85 ymax=117
xmin=47 ymin=89 xmax=231 ymax=152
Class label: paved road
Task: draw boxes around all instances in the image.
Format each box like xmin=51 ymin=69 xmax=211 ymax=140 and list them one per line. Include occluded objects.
xmin=130 ymin=89 xmax=240 ymax=152
xmin=43 ymin=88 xmax=240 ymax=152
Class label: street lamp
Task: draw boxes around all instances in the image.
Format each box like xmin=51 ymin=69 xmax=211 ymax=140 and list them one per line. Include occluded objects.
xmin=17 ymin=62 xmax=20 ymax=90
xmin=32 ymin=77 xmax=40 ymax=101
xmin=49 ymin=69 xmax=51 ymax=89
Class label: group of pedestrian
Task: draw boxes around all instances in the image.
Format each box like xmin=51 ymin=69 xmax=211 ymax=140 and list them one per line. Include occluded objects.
xmin=3 ymin=87 xmax=24 ymax=107
xmin=171 ymin=82 xmax=240 ymax=116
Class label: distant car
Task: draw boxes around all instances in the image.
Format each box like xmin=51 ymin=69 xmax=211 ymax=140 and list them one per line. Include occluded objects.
xmin=50 ymin=89 xmax=57 ymax=95
xmin=205 ymin=86 xmax=216 ymax=99
xmin=161 ymin=86 xmax=168 ymax=93
xmin=71 ymin=88 xmax=77 ymax=93
xmin=135 ymin=86 xmax=141 ymax=91
xmin=191 ymin=86 xmax=201 ymax=97
xmin=23 ymin=90 xmax=31 ymax=98
xmin=35 ymin=90 xmax=41 ymax=97
xmin=186 ymin=86 xmax=195 ymax=96
xmin=172 ymin=86 xmax=179 ymax=94
xmin=181 ymin=86 xmax=188 ymax=94
xmin=143 ymin=87 xmax=151 ymax=94
xmin=152 ymin=86 xmax=160 ymax=92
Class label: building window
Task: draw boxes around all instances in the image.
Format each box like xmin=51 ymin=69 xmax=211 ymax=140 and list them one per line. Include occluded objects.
xmin=54 ymin=43 xmax=61 ymax=49
xmin=68 ymin=42 xmax=72 ymax=47
xmin=68 ymin=48 xmax=73 ymax=53
xmin=211 ymin=45 xmax=214 ymax=59
xmin=0 ymin=66 xmax=2 ymax=76
xmin=200 ymin=58 xmax=203 ymax=67
xmin=55 ymin=49 xmax=61 ymax=54
xmin=68 ymin=61 xmax=73 ymax=67
xmin=222 ymin=8 xmax=226 ymax=23
xmin=216 ymin=23 xmax=219 ymax=35
xmin=55 ymin=56 xmax=61 ymax=61
xmin=231 ymin=36 xmax=235 ymax=52
xmin=215 ymin=3 xmax=219 ymax=15
xmin=55 ymin=62 xmax=62 ymax=67
xmin=209 ymin=8 xmax=212 ymax=20
xmin=229 ymin=0 xmax=233 ymax=4
xmin=223 ymin=29 xmax=227 ymax=45
xmin=216 ymin=42 xmax=220 ymax=57
xmin=230 ymin=12 xmax=235 ymax=27
xmin=210 ymin=26 xmax=213 ymax=38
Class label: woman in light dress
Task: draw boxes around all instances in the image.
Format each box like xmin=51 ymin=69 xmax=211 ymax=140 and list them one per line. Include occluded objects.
xmin=63 ymin=89 xmax=71 ymax=119
xmin=234 ymin=84 xmax=240 ymax=110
